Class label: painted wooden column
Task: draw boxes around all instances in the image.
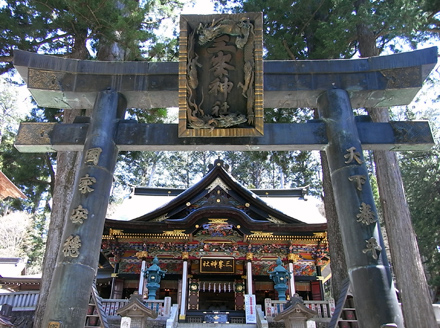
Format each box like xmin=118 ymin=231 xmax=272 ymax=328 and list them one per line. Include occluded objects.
xmin=287 ymin=253 xmax=299 ymax=297
xmin=179 ymin=252 xmax=189 ymax=320
xmin=135 ymin=250 xmax=149 ymax=297
xmin=318 ymin=89 xmax=403 ymax=328
xmin=42 ymin=89 xmax=126 ymax=328
xmin=246 ymin=252 xmax=253 ymax=295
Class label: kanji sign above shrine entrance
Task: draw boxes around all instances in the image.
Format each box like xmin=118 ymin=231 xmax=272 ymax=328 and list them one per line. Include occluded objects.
xmin=179 ymin=14 xmax=264 ymax=137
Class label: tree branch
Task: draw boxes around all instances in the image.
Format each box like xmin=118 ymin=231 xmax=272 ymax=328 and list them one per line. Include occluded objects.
xmin=282 ymin=40 xmax=296 ymax=60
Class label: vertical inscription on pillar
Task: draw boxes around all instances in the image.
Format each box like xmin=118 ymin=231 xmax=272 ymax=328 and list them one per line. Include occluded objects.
xmin=179 ymin=13 xmax=263 ymax=138
xmin=79 ymin=174 xmax=96 ymax=194
xmin=70 ymin=205 xmax=88 ymax=224
xmin=85 ymin=147 xmax=102 ymax=165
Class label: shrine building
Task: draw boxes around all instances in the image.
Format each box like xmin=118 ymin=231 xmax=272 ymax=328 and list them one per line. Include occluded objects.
xmin=99 ymin=158 xmax=329 ymax=321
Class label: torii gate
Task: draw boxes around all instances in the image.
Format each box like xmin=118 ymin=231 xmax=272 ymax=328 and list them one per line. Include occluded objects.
xmin=13 ymin=13 xmax=437 ymax=328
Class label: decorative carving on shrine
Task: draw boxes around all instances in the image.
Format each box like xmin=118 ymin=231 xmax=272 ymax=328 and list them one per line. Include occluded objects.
xmin=206 ymin=177 xmax=230 ymax=193
xmin=179 ymin=13 xmax=263 ymax=137
xmin=287 ymin=253 xmax=300 ymax=262
xmin=151 ymin=214 xmax=168 ymax=222
xmin=267 ymin=215 xmax=286 ymax=224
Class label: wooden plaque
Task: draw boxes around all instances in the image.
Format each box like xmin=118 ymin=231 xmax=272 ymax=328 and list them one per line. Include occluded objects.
xmin=179 ymin=13 xmax=263 ymax=137
xmin=200 ymin=257 xmax=235 ymax=273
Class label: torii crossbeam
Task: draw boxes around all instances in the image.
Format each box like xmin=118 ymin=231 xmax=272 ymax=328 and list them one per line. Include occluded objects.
xmin=13 ymin=44 xmax=437 ymax=328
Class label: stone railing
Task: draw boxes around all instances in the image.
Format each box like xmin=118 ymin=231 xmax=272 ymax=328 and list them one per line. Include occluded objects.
xmin=255 ymin=304 xmax=269 ymax=328
xmin=166 ymin=304 xmax=179 ymax=328
xmin=0 ymin=291 xmax=39 ymax=311
xmin=101 ymin=297 xmax=172 ymax=317
xmin=264 ymin=298 xmax=335 ymax=322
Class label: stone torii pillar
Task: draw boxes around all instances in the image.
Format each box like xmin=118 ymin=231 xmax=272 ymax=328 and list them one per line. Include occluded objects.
xmin=318 ymin=89 xmax=403 ymax=327
xmin=42 ymin=90 xmax=126 ymax=327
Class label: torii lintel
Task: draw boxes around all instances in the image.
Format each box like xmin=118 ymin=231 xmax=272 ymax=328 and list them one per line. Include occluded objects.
xmin=13 ymin=47 xmax=437 ymax=111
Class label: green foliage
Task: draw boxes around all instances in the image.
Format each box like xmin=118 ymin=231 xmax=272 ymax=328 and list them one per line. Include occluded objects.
xmin=0 ymin=130 xmax=53 ymax=214
xmin=400 ymin=147 xmax=440 ymax=290
xmin=216 ymin=0 xmax=431 ymax=59
xmin=0 ymin=0 xmax=185 ymax=71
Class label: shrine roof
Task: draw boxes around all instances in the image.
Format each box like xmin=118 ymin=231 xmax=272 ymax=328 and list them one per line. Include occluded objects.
xmin=0 ymin=172 xmax=26 ymax=200
xmin=106 ymin=159 xmax=326 ymax=233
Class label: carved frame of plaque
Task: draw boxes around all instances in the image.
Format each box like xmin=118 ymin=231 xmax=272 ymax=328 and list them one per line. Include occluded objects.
xmin=179 ymin=13 xmax=263 ymax=137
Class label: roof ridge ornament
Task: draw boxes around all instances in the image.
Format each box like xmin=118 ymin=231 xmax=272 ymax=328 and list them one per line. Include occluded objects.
xmin=208 ymin=156 xmax=230 ymax=171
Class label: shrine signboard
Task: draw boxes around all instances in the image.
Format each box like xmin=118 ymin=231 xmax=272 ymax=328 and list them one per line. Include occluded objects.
xmin=179 ymin=14 xmax=264 ymax=137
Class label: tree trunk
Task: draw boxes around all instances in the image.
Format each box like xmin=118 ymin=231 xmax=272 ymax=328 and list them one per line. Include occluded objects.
xmin=320 ymin=151 xmax=348 ymax=300
xmin=33 ymin=109 xmax=82 ymax=328
xmin=368 ymin=108 xmax=437 ymax=328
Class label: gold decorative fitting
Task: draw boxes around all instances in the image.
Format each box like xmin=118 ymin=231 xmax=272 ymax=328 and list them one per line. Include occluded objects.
xmin=267 ymin=215 xmax=285 ymax=224
xmin=163 ymin=230 xmax=186 ymax=235
xmin=208 ymin=218 xmax=228 ymax=223
xmin=109 ymin=229 xmax=124 ymax=236
xmin=182 ymin=251 xmax=189 ymax=260
xmin=246 ymin=252 xmax=253 ymax=261
xmin=216 ymin=199 xmax=221 ymax=202
xmin=313 ymin=232 xmax=327 ymax=239
xmin=245 ymin=203 xmax=250 ymax=207
xmin=288 ymin=253 xmax=300 ymax=262
xmin=186 ymin=202 xmax=191 ymax=206
xmin=206 ymin=178 xmax=230 ymax=193
xmin=135 ymin=251 xmax=149 ymax=259
xmin=250 ymin=231 xmax=273 ymax=236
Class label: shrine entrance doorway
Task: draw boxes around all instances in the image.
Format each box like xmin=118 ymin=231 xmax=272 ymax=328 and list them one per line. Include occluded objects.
xmin=199 ymin=290 xmax=235 ymax=311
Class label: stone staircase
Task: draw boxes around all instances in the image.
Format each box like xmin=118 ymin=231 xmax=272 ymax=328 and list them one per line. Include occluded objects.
xmin=84 ymin=282 xmax=109 ymax=328
xmin=328 ymin=279 xmax=358 ymax=328
xmin=177 ymin=324 xmax=256 ymax=328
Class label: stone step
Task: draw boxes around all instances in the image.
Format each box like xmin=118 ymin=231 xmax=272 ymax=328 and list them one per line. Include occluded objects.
xmin=177 ymin=323 xmax=256 ymax=328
